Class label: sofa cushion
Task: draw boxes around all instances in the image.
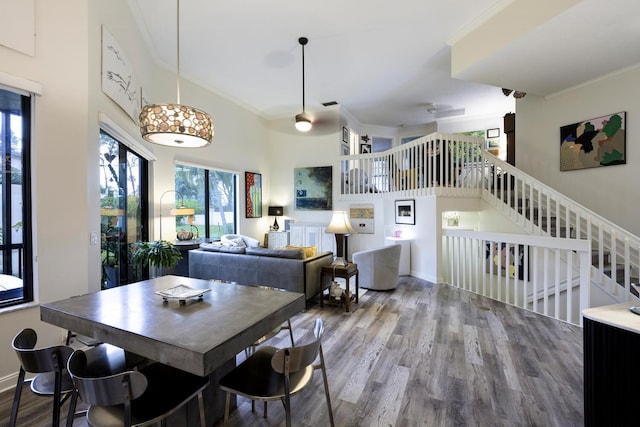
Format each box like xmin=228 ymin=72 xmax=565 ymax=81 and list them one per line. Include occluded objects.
xmin=245 ymin=247 xmax=305 ymax=259
xmin=285 ymin=245 xmax=317 ymax=258
xmin=199 ymin=243 xmax=246 ymax=254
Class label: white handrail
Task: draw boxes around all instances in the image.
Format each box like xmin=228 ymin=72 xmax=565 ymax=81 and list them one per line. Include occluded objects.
xmin=442 ymin=229 xmax=591 ymax=326
xmin=339 ymin=132 xmax=640 ymax=320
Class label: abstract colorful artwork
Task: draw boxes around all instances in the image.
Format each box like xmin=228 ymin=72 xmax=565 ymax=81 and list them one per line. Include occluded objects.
xmin=294 ymin=166 xmax=332 ymax=210
xmin=245 ymin=172 xmax=262 ymax=218
xmin=485 ymin=242 xmax=526 ymax=280
xmin=560 ymin=112 xmax=626 ymax=171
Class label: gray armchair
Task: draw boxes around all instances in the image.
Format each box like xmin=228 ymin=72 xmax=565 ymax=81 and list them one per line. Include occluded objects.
xmin=352 ymin=244 xmax=401 ymax=290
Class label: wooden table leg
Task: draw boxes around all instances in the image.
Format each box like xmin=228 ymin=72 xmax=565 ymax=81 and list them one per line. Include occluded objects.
xmin=345 ymin=275 xmax=350 ymax=313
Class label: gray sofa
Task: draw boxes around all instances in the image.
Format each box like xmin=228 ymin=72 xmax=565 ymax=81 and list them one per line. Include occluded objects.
xmin=188 ymin=245 xmax=333 ymax=301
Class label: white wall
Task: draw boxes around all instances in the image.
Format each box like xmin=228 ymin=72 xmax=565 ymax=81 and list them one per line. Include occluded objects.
xmin=516 ymin=65 xmax=640 ymax=236
xmin=0 ymin=0 xmax=272 ymax=392
xmin=0 ymin=0 xmax=90 ymax=390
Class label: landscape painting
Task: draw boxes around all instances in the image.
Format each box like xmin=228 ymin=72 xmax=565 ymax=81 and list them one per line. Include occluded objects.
xmin=294 ymin=166 xmax=332 ymax=210
xmin=560 ymin=112 xmax=626 ymax=171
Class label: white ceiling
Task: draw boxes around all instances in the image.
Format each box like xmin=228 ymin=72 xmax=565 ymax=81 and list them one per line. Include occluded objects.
xmin=128 ymin=0 xmax=640 ymax=128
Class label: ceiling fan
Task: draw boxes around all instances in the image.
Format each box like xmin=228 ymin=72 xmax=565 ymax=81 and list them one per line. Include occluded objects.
xmin=425 ymin=103 xmax=465 ymax=119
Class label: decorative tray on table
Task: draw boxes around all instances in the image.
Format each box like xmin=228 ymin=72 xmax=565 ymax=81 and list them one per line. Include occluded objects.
xmin=155 ymin=285 xmax=210 ymax=304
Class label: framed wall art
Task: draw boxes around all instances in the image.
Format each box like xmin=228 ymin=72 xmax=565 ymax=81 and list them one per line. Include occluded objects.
xmin=360 ymin=143 xmax=371 ymax=154
xmin=560 ymin=111 xmax=626 ymax=171
xmin=486 ymin=128 xmax=500 ymax=138
xmin=342 ymin=127 xmax=349 ymax=143
xmin=245 ymin=171 xmax=262 ymax=218
xmin=395 ymin=199 xmax=415 ymax=225
xmin=485 ymin=242 xmax=527 ymax=280
xmin=349 ymin=204 xmax=374 ymax=234
xmin=294 ymin=166 xmax=333 ymax=210
xmin=101 ymin=26 xmax=140 ymax=122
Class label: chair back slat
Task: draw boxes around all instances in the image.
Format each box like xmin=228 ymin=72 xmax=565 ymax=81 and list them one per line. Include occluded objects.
xmin=271 ymin=318 xmax=325 ymax=374
xmin=68 ymin=348 xmax=147 ymax=407
xmin=12 ymin=328 xmax=73 ymax=373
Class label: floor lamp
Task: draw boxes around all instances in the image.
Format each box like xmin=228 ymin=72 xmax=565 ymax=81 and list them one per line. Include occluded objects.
xmin=159 ymin=190 xmax=195 ymax=241
xmin=325 ymin=211 xmax=356 ymax=266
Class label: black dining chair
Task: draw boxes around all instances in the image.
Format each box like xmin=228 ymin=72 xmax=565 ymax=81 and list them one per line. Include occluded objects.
xmin=67 ymin=346 xmax=210 ymax=427
xmin=219 ymin=318 xmax=335 ymax=427
xmin=10 ymin=328 xmax=77 ymax=427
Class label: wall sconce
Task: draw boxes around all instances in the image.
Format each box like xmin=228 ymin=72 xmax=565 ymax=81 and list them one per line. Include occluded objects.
xmin=159 ymin=190 xmax=195 ymax=241
xmin=268 ymin=206 xmax=283 ymax=231
xmin=325 ymin=210 xmax=356 ymax=266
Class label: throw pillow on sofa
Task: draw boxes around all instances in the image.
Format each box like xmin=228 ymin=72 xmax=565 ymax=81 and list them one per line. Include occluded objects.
xmin=220 ymin=234 xmax=260 ymax=247
xmin=221 ymin=234 xmax=246 ymax=247
xmin=285 ymin=245 xmax=317 ymax=258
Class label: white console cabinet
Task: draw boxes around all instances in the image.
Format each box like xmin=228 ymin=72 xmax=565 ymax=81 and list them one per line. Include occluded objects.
xmin=267 ymin=231 xmax=290 ymax=249
xmin=289 ymin=223 xmax=335 ymax=255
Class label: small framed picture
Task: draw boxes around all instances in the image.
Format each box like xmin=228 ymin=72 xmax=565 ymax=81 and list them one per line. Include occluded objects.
xmin=360 ymin=143 xmax=371 ymax=154
xmin=395 ymin=199 xmax=415 ymax=225
xmin=342 ymin=126 xmax=349 ymax=143
xmin=486 ymin=128 xmax=500 ymax=139
xmin=341 ymin=143 xmax=350 ymax=155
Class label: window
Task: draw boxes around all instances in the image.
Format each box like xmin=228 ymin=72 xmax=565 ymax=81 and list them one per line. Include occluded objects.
xmin=0 ymin=87 xmax=33 ymax=307
xmin=99 ymin=130 xmax=149 ymax=288
xmin=175 ymin=164 xmax=237 ymax=241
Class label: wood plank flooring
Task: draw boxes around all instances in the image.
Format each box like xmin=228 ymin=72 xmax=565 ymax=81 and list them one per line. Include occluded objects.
xmin=0 ymin=276 xmax=584 ymax=426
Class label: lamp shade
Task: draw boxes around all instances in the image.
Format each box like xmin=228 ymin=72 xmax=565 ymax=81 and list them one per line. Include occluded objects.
xmin=325 ymin=211 xmax=355 ymax=235
xmin=169 ymin=206 xmax=195 ymax=216
xmin=268 ymin=206 xmax=283 ymax=216
xmin=139 ymin=104 xmax=213 ymax=148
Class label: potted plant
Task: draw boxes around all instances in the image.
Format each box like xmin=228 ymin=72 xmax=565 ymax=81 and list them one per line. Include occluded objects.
xmin=132 ymin=240 xmax=182 ymax=277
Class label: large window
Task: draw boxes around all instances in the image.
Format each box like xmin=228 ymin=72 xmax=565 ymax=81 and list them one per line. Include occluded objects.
xmin=0 ymin=87 xmax=33 ymax=307
xmin=100 ymin=130 xmax=149 ymax=288
xmin=175 ymin=164 xmax=237 ymax=241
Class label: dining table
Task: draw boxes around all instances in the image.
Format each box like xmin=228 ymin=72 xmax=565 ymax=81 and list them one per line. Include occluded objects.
xmin=40 ymin=275 xmax=306 ymax=426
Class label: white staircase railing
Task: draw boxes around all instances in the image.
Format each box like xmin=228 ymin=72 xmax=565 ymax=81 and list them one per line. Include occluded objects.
xmin=338 ymin=132 xmax=640 ymax=324
xmin=481 ymin=153 xmax=640 ymax=303
xmin=442 ymin=229 xmax=591 ymax=326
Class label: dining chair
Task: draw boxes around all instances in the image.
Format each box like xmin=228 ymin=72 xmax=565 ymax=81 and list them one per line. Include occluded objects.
xmin=246 ymin=286 xmax=296 ymax=357
xmin=10 ymin=328 xmax=77 ymax=427
xmin=219 ymin=318 xmax=335 ymax=427
xmin=67 ymin=346 xmax=210 ymax=427
xmin=247 ymin=318 xmax=295 ymax=356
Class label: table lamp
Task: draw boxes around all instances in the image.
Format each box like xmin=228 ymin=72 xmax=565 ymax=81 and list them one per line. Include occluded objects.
xmin=268 ymin=206 xmax=283 ymax=231
xmin=325 ymin=210 xmax=356 ymax=266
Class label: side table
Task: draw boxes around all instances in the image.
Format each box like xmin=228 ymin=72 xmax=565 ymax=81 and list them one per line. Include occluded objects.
xmin=320 ymin=263 xmax=359 ymax=313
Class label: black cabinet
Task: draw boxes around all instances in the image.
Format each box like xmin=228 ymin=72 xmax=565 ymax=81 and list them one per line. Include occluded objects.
xmin=174 ymin=241 xmax=200 ymax=276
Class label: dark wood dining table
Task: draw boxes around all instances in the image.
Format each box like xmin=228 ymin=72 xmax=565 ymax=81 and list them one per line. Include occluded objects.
xmin=40 ymin=275 xmax=305 ymax=426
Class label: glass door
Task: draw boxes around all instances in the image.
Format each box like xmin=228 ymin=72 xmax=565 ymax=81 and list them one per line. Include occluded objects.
xmin=99 ymin=130 xmax=148 ymax=288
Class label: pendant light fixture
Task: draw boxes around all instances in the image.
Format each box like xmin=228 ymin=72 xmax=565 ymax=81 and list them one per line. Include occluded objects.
xmin=294 ymin=37 xmax=312 ymax=132
xmin=139 ymin=0 xmax=213 ymax=148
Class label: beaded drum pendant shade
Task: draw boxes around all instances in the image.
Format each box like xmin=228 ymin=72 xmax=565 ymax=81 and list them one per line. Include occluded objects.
xmin=139 ymin=0 xmax=213 ymax=148
xmin=139 ymin=104 xmax=213 ymax=147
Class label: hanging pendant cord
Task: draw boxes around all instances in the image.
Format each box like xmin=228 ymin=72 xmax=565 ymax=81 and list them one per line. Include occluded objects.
xmin=299 ymin=37 xmax=308 ymax=113
xmin=176 ymin=0 xmax=181 ymax=104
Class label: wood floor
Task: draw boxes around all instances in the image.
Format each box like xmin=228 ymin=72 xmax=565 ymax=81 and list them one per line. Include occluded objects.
xmin=0 ymin=276 xmax=584 ymax=426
